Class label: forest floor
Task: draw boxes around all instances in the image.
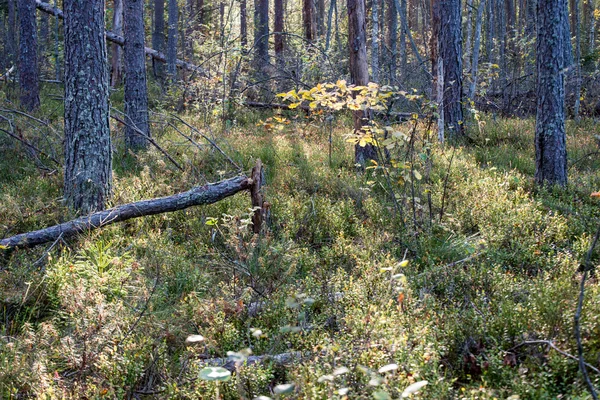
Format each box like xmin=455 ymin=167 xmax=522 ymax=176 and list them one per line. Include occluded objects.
xmin=2 ymin=92 xmax=600 ymax=398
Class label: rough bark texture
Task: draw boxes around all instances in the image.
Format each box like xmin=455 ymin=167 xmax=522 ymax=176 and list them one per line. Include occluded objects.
xmin=63 ymin=0 xmax=112 ymax=214
xmin=385 ymin=0 xmax=397 ymax=83
xmin=124 ymin=0 xmax=150 ymax=149
xmin=240 ymin=0 xmax=248 ymax=50
xmin=371 ymin=0 xmax=380 ymax=82
xmin=535 ymin=0 xmax=567 ymax=186
xmin=316 ymin=0 xmax=325 ymax=36
xmin=17 ymin=0 xmax=40 ymax=111
xmin=348 ymin=0 xmax=377 ymax=166
xmin=167 ymin=0 xmax=178 ymax=79
xmin=253 ymin=0 xmax=270 ymax=70
xmin=325 ymin=0 xmax=336 ymax=50
xmin=152 ymin=0 xmax=165 ymax=78
xmin=274 ymin=0 xmax=285 ymax=70
xmin=1 ymin=176 xmax=253 ymax=249
xmin=303 ymin=0 xmax=316 ymax=41
xmin=439 ymin=0 xmax=464 ymax=137
xmin=111 ymin=0 xmax=124 ymax=87
xmin=7 ymin=0 xmax=16 ymax=68
xmin=35 ymin=0 xmax=208 ymax=77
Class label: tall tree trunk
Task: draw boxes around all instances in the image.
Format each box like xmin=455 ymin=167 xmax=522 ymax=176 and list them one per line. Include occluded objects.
xmin=274 ymin=0 xmax=285 ymax=70
xmin=535 ymin=0 xmax=567 ymax=186
xmin=303 ymin=0 xmax=316 ymax=41
xmin=17 ymin=0 xmax=40 ymax=111
xmin=590 ymin=0 xmax=596 ymax=58
xmin=469 ymin=0 xmax=486 ymax=100
xmin=574 ymin=0 xmax=582 ymax=119
xmin=7 ymin=0 xmax=16 ymax=68
xmin=111 ymin=0 xmax=124 ymax=87
xmin=240 ymin=0 xmax=248 ymax=51
xmin=464 ymin=0 xmax=473 ymax=74
xmin=63 ymin=0 xmax=112 ymax=214
xmin=152 ymin=0 xmax=165 ymax=78
xmin=386 ymin=0 xmax=398 ymax=83
xmin=326 ymin=0 xmax=336 ymax=50
xmin=439 ymin=0 xmax=464 ymax=137
xmin=124 ymin=0 xmax=150 ymax=149
xmin=485 ymin=0 xmax=493 ymax=62
xmin=53 ymin=0 xmax=60 ymax=80
xmin=316 ymin=0 xmax=325 ymax=36
xmin=253 ymin=0 xmax=270 ymax=71
xmin=399 ymin=0 xmax=407 ymax=77
xmin=167 ymin=0 xmax=179 ymax=79
xmin=39 ymin=5 xmax=49 ymax=46
xmin=348 ymin=0 xmax=377 ymax=166
xmin=372 ymin=0 xmax=380 ymax=82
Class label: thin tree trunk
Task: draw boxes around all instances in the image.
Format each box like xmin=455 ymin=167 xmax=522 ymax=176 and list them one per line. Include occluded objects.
xmin=17 ymin=0 xmax=40 ymax=111
xmin=437 ymin=55 xmax=444 ymax=142
xmin=124 ymin=0 xmax=151 ymax=149
xmin=167 ymin=0 xmax=179 ymax=79
xmin=53 ymin=0 xmax=60 ymax=80
xmin=111 ymin=0 xmax=124 ymax=87
xmin=574 ymin=0 xmax=582 ymax=119
xmin=372 ymin=0 xmax=380 ymax=82
xmin=348 ymin=0 xmax=377 ymax=166
xmin=535 ymin=0 xmax=567 ymax=186
xmin=240 ymin=0 xmax=247 ymax=50
xmin=399 ymin=0 xmax=407 ymax=76
xmin=152 ymin=0 xmax=165 ymax=78
xmin=317 ymin=0 xmax=325 ymax=36
xmin=469 ymin=0 xmax=486 ymax=100
xmin=465 ymin=0 xmax=473 ymax=74
xmin=7 ymin=0 xmax=16 ymax=68
xmin=386 ymin=0 xmax=397 ymax=83
xmin=274 ymin=0 xmax=285 ymax=70
xmin=63 ymin=0 xmax=112 ymax=214
xmin=326 ymin=0 xmax=336 ymax=50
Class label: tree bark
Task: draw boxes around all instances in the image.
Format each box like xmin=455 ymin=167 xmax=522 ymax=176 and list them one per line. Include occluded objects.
xmin=0 ymin=176 xmax=253 ymax=249
xmin=111 ymin=0 xmax=124 ymax=87
xmin=63 ymin=0 xmax=112 ymax=214
xmin=303 ymin=0 xmax=316 ymax=41
xmin=385 ymin=0 xmax=398 ymax=83
xmin=253 ymin=0 xmax=270 ymax=71
xmin=152 ymin=0 xmax=165 ymax=78
xmin=167 ymin=0 xmax=179 ymax=79
xmin=535 ymin=0 xmax=568 ymax=186
xmin=325 ymin=0 xmax=336 ymax=50
xmin=17 ymin=0 xmax=40 ymax=111
xmin=468 ymin=0 xmax=486 ymax=100
xmin=439 ymin=0 xmax=464 ymax=138
xmin=316 ymin=0 xmax=325 ymax=37
xmin=371 ymin=0 xmax=380 ymax=82
xmin=274 ymin=0 xmax=285 ymax=70
xmin=7 ymin=0 xmax=16 ymax=68
xmin=240 ymin=0 xmax=248 ymax=51
xmin=124 ymin=0 xmax=151 ymax=149
xmin=348 ymin=0 xmax=377 ymax=166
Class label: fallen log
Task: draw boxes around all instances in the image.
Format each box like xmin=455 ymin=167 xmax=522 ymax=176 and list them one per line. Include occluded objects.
xmin=35 ymin=0 xmax=208 ymax=78
xmin=1 ymin=162 xmax=264 ymax=249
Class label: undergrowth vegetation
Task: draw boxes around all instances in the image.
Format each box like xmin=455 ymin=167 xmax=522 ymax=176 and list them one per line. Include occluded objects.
xmin=2 ymin=90 xmax=600 ymax=398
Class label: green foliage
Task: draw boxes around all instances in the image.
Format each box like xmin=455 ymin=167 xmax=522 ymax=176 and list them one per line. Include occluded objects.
xmin=3 ymin=104 xmax=600 ymax=398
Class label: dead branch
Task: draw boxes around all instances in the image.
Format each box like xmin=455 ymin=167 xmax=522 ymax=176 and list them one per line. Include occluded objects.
xmin=0 ymin=161 xmax=265 ymax=249
xmin=35 ymin=0 xmax=208 ymax=77
xmin=508 ymin=340 xmax=600 ymax=376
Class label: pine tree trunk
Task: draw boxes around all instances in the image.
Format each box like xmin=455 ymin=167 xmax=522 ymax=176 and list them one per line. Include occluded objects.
xmin=152 ymin=0 xmax=165 ymax=78
xmin=253 ymin=0 xmax=270 ymax=70
xmin=124 ymin=0 xmax=150 ymax=149
xmin=303 ymin=0 xmax=315 ymax=41
xmin=469 ymin=0 xmax=486 ymax=100
xmin=574 ymin=0 xmax=582 ymax=119
xmin=385 ymin=0 xmax=397 ymax=83
xmin=167 ymin=0 xmax=178 ymax=79
xmin=372 ymin=0 xmax=380 ymax=82
xmin=326 ymin=0 xmax=336 ymax=50
xmin=440 ymin=0 xmax=464 ymax=137
xmin=17 ymin=0 xmax=40 ymax=111
xmin=111 ymin=0 xmax=124 ymax=87
xmin=464 ymin=0 xmax=473 ymax=74
xmin=240 ymin=0 xmax=248 ymax=50
xmin=274 ymin=0 xmax=285 ymax=70
xmin=348 ymin=0 xmax=377 ymax=166
xmin=7 ymin=0 xmax=16 ymax=69
xmin=399 ymin=0 xmax=407 ymax=76
xmin=63 ymin=0 xmax=112 ymax=214
xmin=535 ymin=0 xmax=567 ymax=186
xmin=316 ymin=0 xmax=325 ymax=36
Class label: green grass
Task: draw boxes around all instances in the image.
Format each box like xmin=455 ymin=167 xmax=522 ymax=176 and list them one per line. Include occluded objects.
xmin=2 ymin=106 xmax=600 ymax=399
